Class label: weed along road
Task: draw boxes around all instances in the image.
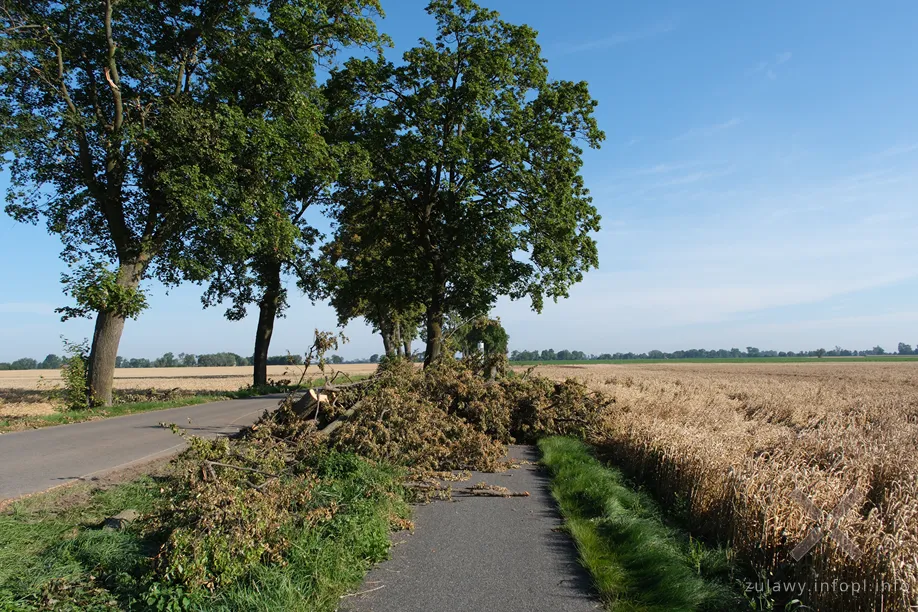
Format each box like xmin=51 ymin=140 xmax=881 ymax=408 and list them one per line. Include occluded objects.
xmin=0 ymin=394 xmax=286 ymax=501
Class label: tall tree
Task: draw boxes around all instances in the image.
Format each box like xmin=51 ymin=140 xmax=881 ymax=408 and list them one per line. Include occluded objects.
xmin=327 ymin=0 xmax=604 ymax=366
xmin=321 ymin=186 xmax=426 ymax=359
xmin=198 ymin=11 xmax=383 ymax=387
xmin=0 ymin=0 xmax=382 ymax=403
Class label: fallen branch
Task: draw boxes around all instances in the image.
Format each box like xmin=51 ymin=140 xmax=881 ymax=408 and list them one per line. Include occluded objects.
xmin=290 ymin=377 xmax=376 ymax=416
xmin=340 ymin=584 xmax=385 ymax=599
xmin=316 ymin=397 xmax=368 ymax=438
xmin=322 ymin=377 xmax=376 ymax=392
xmin=204 ymin=460 xmax=279 ymax=480
xmin=465 ymin=483 xmax=530 ymax=498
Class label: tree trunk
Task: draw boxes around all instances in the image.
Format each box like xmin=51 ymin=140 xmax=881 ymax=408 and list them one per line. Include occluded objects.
xmin=253 ymin=264 xmax=282 ymax=387
xmin=87 ymin=309 xmax=127 ymax=407
xmin=403 ymin=336 xmax=412 ymax=360
xmin=393 ymin=319 xmax=403 ymax=357
xmin=424 ymin=299 xmax=444 ymax=368
xmin=381 ymin=329 xmax=394 ymax=357
xmin=87 ymin=262 xmax=143 ymax=406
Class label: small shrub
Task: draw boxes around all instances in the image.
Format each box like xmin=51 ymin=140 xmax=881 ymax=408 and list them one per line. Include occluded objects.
xmin=59 ymin=338 xmax=90 ymax=411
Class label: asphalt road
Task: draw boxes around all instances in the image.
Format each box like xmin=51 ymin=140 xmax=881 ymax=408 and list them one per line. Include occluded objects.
xmin=340 ymin=445 xmax=600 ymax=612
xmin=0 ymin=394 xmax=286 ymax=501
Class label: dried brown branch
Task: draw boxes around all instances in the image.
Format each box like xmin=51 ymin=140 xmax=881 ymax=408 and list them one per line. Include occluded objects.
xmin=203 ymin=460 xmax=279 ymax=480
xmin=465 ymin=484 xmax=530 ymax=498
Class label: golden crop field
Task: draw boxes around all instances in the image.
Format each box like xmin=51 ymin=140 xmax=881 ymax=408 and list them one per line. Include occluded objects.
xmin=536 ymin=361 xmax=918 ymax=611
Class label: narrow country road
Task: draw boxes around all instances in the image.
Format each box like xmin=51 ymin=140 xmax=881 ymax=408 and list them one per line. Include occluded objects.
xmin=0 ymin=394 xmax=286 ymax=501
xmin=340 ymin=445 xmax=600 ymax=612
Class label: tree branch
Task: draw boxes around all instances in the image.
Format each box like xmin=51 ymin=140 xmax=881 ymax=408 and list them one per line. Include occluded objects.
xmin=103 ymin=0 xmax=123 ymax=132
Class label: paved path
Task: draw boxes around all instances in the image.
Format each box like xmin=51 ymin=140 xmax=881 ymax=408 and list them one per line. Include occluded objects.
xmin=0 ymin=394 xmax=286 ymax=501
xmin=340 ymin=445 xmax=599 ymax=612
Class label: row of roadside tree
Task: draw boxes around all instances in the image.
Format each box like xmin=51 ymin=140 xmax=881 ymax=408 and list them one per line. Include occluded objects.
xmin=1 ymin=0 xmax=604 ymax=404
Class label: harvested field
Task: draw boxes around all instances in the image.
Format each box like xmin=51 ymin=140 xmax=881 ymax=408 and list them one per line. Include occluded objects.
xmin=0 ymin=364 xmax=378 ymax=392
xmin=0 ymin=364 xmax=380 ymax=423
xmin=532 ymin=361 xmax=918 ymax=611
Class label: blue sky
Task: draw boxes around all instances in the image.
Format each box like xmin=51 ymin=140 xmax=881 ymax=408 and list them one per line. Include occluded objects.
xmin=2 ymin=0 xmax=917 ymax=361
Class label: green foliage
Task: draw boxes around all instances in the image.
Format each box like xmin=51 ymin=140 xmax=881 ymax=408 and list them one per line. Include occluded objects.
xmin=325 ymin=0 xmax=604 ymax=363
xmin=452 ymin=316 xmax=509 ymax=356
xmin=39 ymin=354 xmax=63 ymax=369
xmin=0 ymin=0 xmax=384 ymax=401
xmin=194 ymin=353 xmax=247 ymax=368
xmin=265 ymin=354 xmax=304 ymax=366
xmin=8 ymin=358 xmax=37 ymax=370
xmin=0 ymin=0 xmax=260 ymax=297
xmin=0 ymin=448 xmax=407 ymax=612
xmin=57 ymin=265 xmax=148 ymax=321
xmin=539 ymin=437 xmax=739 ymax=612
xmin=60 ymin=338 xmax=90 ymax=411
xmin=194 ymin=1 xmax=384 ymax=386
xmin=153 ymin=441 xmax=407 ymax=608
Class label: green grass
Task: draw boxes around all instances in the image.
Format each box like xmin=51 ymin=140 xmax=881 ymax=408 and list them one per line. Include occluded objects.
xmin=205 ymin=453 xmax=407 ymax=611
xmin=0 ymin=475 xmax=169 ymax=611
xmin=0 ymin=452 xmax=407 ymax=611
xmin=539 ymin=436 xmax=738 ymax=612
xmin=514 ymin=356 xmax=918 ymax=365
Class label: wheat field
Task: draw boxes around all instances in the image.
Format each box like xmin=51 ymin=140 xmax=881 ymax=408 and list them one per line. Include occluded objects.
xmin=3 ymin=359 xmax=915 ymax=609
xmin=536 ymin=362 xmax=918 ymax=611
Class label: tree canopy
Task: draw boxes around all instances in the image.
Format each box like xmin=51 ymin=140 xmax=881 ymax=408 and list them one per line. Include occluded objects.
xmin=325 ymin=0 xmax=604 ymax=365
xmin=0 ymin=0 xmax=383 ymax=402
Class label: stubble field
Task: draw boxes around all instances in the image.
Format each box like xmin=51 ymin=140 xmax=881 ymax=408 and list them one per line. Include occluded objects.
xmin=534 ymin=361 xmax=918 ymax=611
xmin=0 ymin=364 xmax=378 ymax=418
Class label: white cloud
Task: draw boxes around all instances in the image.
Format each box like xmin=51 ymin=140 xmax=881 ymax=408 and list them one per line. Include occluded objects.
xmin=492 ymin=154 xmax=918 ymax=353
xmin=558 ymin=20 xmax=676 ymax=55
xmin=867 ymin=143 xmax=918 ymax=160
xmin=672 ymin=118 xmax=742 ymax=142
xmin=753 ymin=51 xmax=793 ymax=79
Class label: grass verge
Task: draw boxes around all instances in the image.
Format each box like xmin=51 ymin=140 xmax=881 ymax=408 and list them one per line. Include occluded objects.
xmin=539 ymin=436 xmax=739 ymax=612
xmin=0 ymin=451 xmax=407 ymax=611
xmin=0 ymin=395 xmax=228 ymax=433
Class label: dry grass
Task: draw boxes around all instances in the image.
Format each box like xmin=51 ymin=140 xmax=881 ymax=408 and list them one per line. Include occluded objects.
xmin=530 ymin=362 xmax=918 ymax=611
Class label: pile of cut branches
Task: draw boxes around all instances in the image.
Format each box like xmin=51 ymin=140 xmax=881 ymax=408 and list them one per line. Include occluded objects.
xmin=260 ymin=355 xmax=612 ymax=473
xmin=148 ymin=338 xmax=613 ymax=600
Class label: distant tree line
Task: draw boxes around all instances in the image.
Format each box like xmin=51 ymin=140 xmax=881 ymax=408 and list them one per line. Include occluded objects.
xmin=0 ymin=354 xmax=64 ymax=370
xmin=3 ymin=341 xmax=915 ymax=370
xmin=0 ymin=352 xmax=349 ymax=370
xmin=510 ymin=343 xmax=916 ymax=361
